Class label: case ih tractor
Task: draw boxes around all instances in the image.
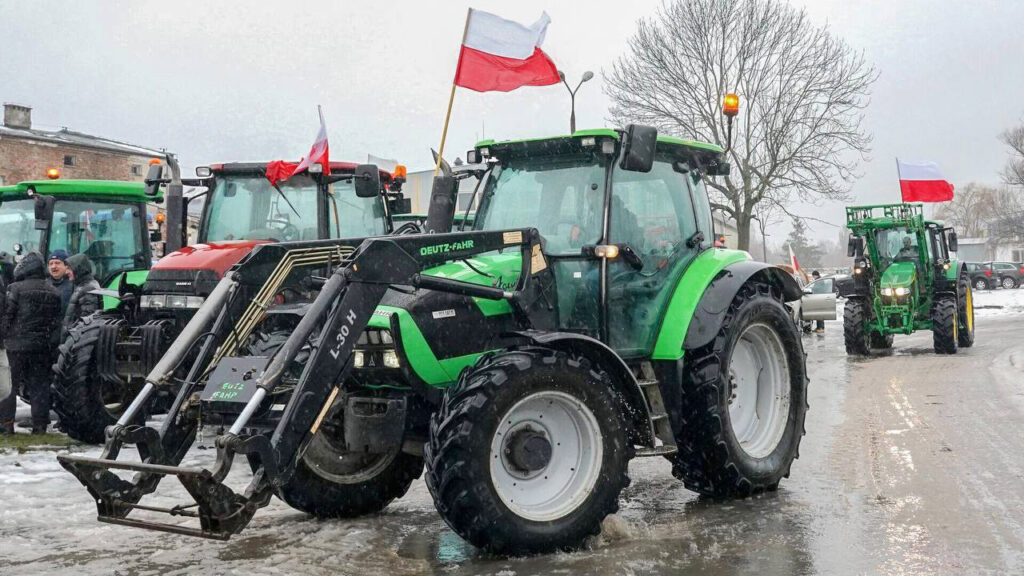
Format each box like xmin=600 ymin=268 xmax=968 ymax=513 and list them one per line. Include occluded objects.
xmin=0 ymin=177 xmax=161 ymax=300
xmin=60 ymin=123 xmax=809 ymax=555
xmin=843 ymin=203 xmax=974 ymax=355
xmin=52 ymin=160 xmax=407 ymax=442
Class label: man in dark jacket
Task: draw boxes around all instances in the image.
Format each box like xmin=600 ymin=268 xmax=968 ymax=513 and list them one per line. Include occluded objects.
xmin=48 ymin=250 xmax=73 ymax=312
xmin=0 ymin=252 xmax=62 ymax=434
xmin=62 ymin=253 xmax=102 ymax=336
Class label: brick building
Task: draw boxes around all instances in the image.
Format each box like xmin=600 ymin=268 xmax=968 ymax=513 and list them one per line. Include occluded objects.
xmin=0 ymin=103 xmax=167 ymax=185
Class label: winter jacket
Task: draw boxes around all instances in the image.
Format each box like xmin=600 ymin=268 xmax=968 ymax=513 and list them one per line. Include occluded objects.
xmin=51 ymin=274 xmax=73 ymax=313
xmin=3 ymin=252 xmax=62 ymax=352
xmin=63 ymin=254 xmax=102 ymax=332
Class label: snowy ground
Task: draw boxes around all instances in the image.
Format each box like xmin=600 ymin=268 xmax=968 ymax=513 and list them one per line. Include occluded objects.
xmin=971 ymin=286 xmax=1024 ymax=317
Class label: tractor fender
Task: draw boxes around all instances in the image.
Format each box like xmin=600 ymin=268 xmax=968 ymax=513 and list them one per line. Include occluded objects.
xmin=936 ymin=261 xmax=966 ymax=298
xmin=683 ymin=260 xmax=803 ymax=351
xmin=508 ymin=330 xmax=656 ymax=447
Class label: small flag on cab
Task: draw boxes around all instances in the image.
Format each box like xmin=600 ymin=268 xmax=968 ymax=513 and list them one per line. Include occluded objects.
xmin=896 ymin=159 xmax=954 ymax=202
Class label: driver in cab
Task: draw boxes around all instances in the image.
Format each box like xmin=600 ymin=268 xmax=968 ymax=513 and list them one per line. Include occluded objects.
xmin=897 ymin=236 xmax=918 ymax=259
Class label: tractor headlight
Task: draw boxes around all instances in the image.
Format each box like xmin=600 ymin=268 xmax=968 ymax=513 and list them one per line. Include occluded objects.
xmin=141 ymin=295 xmax=166 ymax=308
xmin=142 ymin=295 xmax=204 ymax=308
xmin=354 ymin=329 xmax=398 ymax=369
xmin=383 ymin=350 xmax=400 ymax=368
xmin=881 ymin=287 xmax=894 ymax=297
xmin=894 ymin=286 xmax=909 ymax=297
xmin=354 ymin=351 xmax=365 ymax=368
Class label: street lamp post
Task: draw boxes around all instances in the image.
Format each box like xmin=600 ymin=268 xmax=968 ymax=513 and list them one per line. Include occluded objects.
xmin=558 ymin=70 xmax=593 ymax=133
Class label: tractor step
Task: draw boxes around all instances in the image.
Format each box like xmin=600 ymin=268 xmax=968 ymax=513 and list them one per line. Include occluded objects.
xmin=635 ymin=363 xmax=677 ymax=449
xmin=635 ymin=444 xmax=678 ymax=457
xmin=57 ymin=452 xmax=269 ymax=540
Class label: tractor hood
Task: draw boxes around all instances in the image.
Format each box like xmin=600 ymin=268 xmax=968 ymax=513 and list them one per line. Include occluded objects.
xmin=881 ymin=260 xmax=916 ymax=289
xmin=152 ymin=240 xmax=269 ymax=277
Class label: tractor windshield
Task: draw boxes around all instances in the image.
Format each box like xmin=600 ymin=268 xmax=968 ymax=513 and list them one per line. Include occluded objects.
xmin=327 ymin=179 xmax=388 ymax=239
xmin=0 ymin=198 xmax=40 ymax=254
xmin=876 ymin=227 xmax=920 ymax=263
xmin=474 ymin=154 xmax=605 ymax=255
xmin=49 ymin=200 xmax=147 ymax=281
xmin=205 ymin=175 xmax=322 ymax=242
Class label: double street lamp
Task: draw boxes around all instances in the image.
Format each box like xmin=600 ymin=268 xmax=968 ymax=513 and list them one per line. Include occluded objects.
xmin=558 ymin=70 xmax=593 ymax=134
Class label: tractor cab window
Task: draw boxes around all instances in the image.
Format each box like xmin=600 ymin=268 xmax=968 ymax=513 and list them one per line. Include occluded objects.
xmin=49 ymin=200 xmax=146 ymax=281
xmin=876 ymin=227 xmax=919 ymax=263
xmin=327 ymin=179 xmax=387 ymax=239
xmin=608 ymin=158 xmax=699 ymax=355
xmin=205 ymin=175 xmax=321 ymax=242
xmin=0 ymin=199 xmax=39 ymax=255
xmin=475 ymin=155 xmax=605 ymax=256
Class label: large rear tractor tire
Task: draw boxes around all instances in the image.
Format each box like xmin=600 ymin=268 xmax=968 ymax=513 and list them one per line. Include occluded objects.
xmin=669 ymin=281 xmax=808 ymax=499
xmin=52 ymin=313 xmax=134 ymax=444
xmin=843 ymin=298 xmax=872 ymax=355
xmin=957 ymin=275 xmax=975 ymax=348
xmin=425 ymin=348 xmax=630 ymax=555
xmin=932 ymin=297 xmax=959 ymax=354
xmin=247 ymin=331 xmax=423 ymax=518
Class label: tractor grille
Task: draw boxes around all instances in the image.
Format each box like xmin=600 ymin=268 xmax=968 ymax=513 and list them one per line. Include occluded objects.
xmin=144 ymin=268 xmax=221 ymax=296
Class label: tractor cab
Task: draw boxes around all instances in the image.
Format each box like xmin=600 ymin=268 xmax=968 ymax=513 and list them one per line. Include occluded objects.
xmin=0 ymin=179 xmax=158 ymax=287
xmin=456 ymin=129 xmax=728 ymax=356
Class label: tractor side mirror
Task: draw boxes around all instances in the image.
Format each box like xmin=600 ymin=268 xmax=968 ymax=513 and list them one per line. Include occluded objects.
xmin=34 ymin=194 xmax=54 ymax=230
xmin=149 ymin=230 xmax=162 ymax=242
xmin=354 ymin=164 xmax=381 ymax=198
xmin=144 ymin=163 xmax=164 ymax=197
xmin=620 ymin=124 xmax=657 ymax=173
xmin=707 ymin=161 xmax=730 ymax=176
xmin=847 ymin=235 xmax=863 ymax=258
xmin=947 ymin=230 xmax=959 ymax=253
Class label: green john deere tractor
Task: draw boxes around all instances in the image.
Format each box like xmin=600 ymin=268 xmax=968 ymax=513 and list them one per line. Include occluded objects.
xmin=0 ymin=178 xmax=160 ymax=303
xmin=60 ymin=124 xmax=810 ymax=555
xmin=843 ymin=203 xmax=975 ymax=355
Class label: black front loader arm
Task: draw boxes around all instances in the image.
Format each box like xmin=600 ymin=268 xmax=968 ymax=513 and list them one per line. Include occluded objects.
xmin=58 ymin=228 xmax=547 ymax=540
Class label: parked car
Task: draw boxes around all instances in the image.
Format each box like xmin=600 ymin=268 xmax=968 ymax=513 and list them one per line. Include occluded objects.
xmin=966 ymin=261 xmax=1024 ymax=290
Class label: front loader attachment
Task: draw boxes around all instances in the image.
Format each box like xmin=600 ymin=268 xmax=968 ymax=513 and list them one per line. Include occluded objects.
xmin=59 ymin=229 xmax=550 ymax=539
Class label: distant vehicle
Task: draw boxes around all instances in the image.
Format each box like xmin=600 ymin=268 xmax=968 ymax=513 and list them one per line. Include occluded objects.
xmin=801 ymin=276 xmax=839 ymax=329
xmin=965 ymin=261 xmax=1024 ymax=290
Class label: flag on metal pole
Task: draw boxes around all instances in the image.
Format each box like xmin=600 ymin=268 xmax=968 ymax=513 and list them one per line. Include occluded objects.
xmin=897 ymin=159 xmax=954 ymax=202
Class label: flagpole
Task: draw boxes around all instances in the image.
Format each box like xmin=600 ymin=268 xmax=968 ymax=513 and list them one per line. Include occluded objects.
xmin=895 ymin=157 xmax=902 ymax=204
xmin=435 ymin=8 xmax=472 ymax=175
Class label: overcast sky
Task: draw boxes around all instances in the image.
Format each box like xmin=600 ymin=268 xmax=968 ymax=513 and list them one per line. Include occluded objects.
xmin=2 ymin=0 xmax=1022 ymax=241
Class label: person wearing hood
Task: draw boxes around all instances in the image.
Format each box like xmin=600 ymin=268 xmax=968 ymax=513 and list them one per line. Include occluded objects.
xmin=62 ymin=254 xmax=102 ymax=337
xmin=1 ymin=251 xmax=62 ymax=435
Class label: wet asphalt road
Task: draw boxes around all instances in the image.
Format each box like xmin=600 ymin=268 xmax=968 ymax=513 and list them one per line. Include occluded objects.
xmin=2 ymin=309 xmax=1023 ymax=575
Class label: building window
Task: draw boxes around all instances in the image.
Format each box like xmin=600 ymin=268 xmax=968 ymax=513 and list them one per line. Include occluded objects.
xmin=131 ymin=164 xmax=142 ymax=176
xmin=64 ymin=155 xmax=77 ymax=167
xmin=1012 ymin=249 xmax=1024 ymax=263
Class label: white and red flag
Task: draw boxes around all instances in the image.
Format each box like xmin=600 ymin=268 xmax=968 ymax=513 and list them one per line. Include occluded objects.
xmin=454 ymin=9 xmax=560 ymax=93
xmin=897 ymin=160 xmax=954 ymax=202
xmin=266 ymin=107 xmax=330 ymax=186
xmin=789 ymin=244 xmax=800 ymax=272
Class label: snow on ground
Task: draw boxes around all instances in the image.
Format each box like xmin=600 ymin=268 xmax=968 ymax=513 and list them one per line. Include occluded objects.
xmin=972 ymin=287 xmax=1024 ymax=317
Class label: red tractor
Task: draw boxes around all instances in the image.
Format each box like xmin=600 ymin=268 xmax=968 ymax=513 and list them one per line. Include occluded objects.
xmin=53 ymin=159 xmax=408 ymax=442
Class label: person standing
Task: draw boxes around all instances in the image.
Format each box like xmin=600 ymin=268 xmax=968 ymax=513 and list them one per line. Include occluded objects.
xmin=48 ymin=250 xmax=73 ymax=313
xmin=811 ymin=270 xmax=825 ymax=334
xmin=61 ymin=254 xmax=102 ymax=337
xmin=1 ymin=252 xmax=62 ymax=435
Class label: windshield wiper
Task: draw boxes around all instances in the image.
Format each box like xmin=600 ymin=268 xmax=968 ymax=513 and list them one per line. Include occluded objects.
xmin=270 ymin=183 xmax=301 ymax=218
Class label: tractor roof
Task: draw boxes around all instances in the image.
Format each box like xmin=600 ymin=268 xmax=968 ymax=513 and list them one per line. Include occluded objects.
xmin=209 ymin=161 xmax=394 ymax=182
xmin=0 ymin=179 xmax=158 ymax=203
xmin=846 ymin=203 xmax=929 ymax=230
xmin=475 ymin=129 xmax=723 ymax=161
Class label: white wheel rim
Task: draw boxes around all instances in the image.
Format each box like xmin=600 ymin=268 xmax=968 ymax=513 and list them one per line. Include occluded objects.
xmin=1003 ymin=278 xmax=1014 ymax=288
xmin=727 ymin=323 xmax=791 ymax=459
xmin=489 ymin=391 xmax=603 ymax=522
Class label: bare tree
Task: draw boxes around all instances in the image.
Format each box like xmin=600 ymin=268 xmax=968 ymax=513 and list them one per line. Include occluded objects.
xmin=605 ymin=0 xmax=876 ymax=249
xmin=1002 ymin=124 xmax=1024 ymax=187
xmin=933 ymin=182 xmax=1001 ymax=237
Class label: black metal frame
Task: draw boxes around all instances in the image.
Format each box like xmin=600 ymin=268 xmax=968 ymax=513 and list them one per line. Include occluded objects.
xmin=59 ymin=228 xmax=549 ymax=539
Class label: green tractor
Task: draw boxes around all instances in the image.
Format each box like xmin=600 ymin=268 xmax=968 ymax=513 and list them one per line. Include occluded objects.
xmin=0 ymin=178 xmax=160 ymax=303
xmin=843 ymin=203 xmax=974 ymax=355
xmin=60 ymin=124 xmax=810 ymax=555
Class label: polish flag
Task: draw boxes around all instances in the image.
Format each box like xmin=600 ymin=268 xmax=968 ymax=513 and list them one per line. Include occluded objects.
xmin=898 ymin=160 xmax=954 ymax=202
xmin=266 ymin=108 xmax=330 ymax=187
xmin=789 ymin=244 xmax=800 ymax=272
xmin=454 ymin=9 xmax=560 ymax=93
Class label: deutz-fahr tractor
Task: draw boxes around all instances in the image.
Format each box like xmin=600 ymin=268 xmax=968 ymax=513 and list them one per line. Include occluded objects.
xmin=0 ymin=177 xmax=161 ymax=300
xmin=52 ymin=160 xmax=409 ymax=442
xmin=60 ymin=123 xmax=810 ymax=555
xmin=843 ymin=203 xmax=974 ymax=355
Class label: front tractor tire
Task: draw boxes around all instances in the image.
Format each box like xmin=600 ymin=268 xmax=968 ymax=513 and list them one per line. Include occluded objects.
xmin=957 ymin=275 xmax=975 ymax=348
xmin=425 ymin=348 xmax=630 ymax=555
xmin=843 ymin=298 xmax=872 ymax=355
xmin=52 ymin=313 xmax=135 ymax=443
xmin=932 ymin=297 xmax=959 ymax=354
xmin=669 ymin=281 xmax=808 ymax=499
xmin=245 ymin=331 xmax=423 ymax=519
